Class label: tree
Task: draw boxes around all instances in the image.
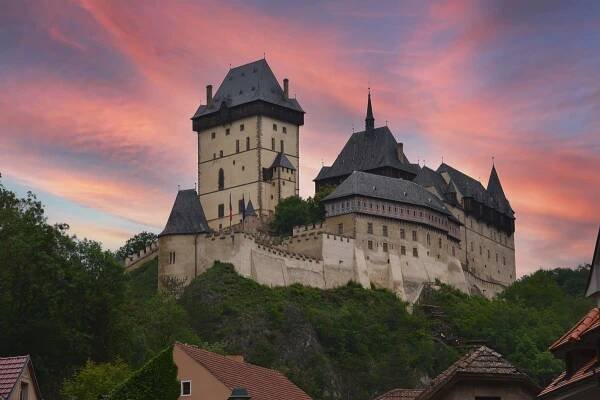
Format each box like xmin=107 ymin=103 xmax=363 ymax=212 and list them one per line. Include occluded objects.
xmin=61 ymin=360 xmax=131 ymax=400
xmin=270 ymin=196 xmax=310 ymax=235
xmin=306 ymin=186 xmax=334 ymax=223
xmin=115 ymin=231 xmax=157 ymax=261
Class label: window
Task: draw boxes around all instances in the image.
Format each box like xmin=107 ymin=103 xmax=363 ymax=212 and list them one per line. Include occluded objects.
xmin=218 ymin=169 xmax=224 ymax=190
xmin=503 ymin=256 xmax=506 ymax=266
xmin=400 ymin=229 xmax=405 ymax=239
xmin=479 ymin=245 xmax=482 ymax=255
xmin=496 ymin=253 xmax=499 ymax=262
xmin=246 ymin=137 xmax=250 ymax=150
xmin=219 ymin=150 xmax=223 ymax=158
xmin=383 ymin=242 xmax=388 ymax=252
xmin=169 ymin=251 xmax=176 ymax=264
xmin=273 ymin=123 xmax=278 ymax=131
xmin=239 ymin=199 xmax=245 ymax=213
xmin=213 ymin=153 xmax=216 ymax=160
xmin=338 ymin=223 xmax=343 ymax=234
xmin=280 ymin=140 xmax=284 ymax=153
xmin=367 ymin=223 xmax=373 ymax=234
xmin=487 ymin=249 xmax=491 ymax=259
xmin=412 ymin=231 xmax=417 ymax=241
xmin=439 ymin=238 xmax=442 ymax=249
xmin=226 ymin=128 xmax=230 ymax=135
xmin=368 ymin=240 xmax=373 ymax=250
xmin=272 ymin=137 xmax=275 ymax=150
xmin=413 ymin=247 xmax=419 ymax=257
xmin=401 ymin=245 xmax=406 ymax=255
xmin=218 ymin=204 xmax=225 ymax=218
xmin=211 ymin=132 xmax=216 ymax=139
xmin=20 ymin=382 xmax=28 ymax=400
xmin=471 ymin=242 xmax=474 ymax=251
xmin=382 ymin=225 xmax=388 ymax=237
xmin=426 ymin=233 xmax=431 ymax=246
xmin=283 ymin=126 xmax=287 ymax=133
xmin=236 ymin=140 xmax=240 ymax=153
xmin=240 ymin=124 xmax=245 ymax=131
xmin=181 ymin=381 xmax=192 ymax=396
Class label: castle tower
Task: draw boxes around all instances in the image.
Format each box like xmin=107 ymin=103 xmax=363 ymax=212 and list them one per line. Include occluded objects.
xmin=191 ymin=60 xmax=304 ymax=230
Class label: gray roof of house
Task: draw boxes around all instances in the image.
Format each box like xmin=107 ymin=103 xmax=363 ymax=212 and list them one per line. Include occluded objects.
xmin=314 ymin=126 xmax=417 ymax=182
xmin=192 ymin=59 xmax=303 ymax=119
xmin=159 ymin=189 xmax=211 ymax=236
xmin=269 ymin=152 xmax=296 ymax=170
xmin=324 ymin=171 xmax=452 ymax=216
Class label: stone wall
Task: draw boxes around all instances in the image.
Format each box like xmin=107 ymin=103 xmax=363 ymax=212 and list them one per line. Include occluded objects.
xmin=125 ymin=241 xmax=159 ymax=272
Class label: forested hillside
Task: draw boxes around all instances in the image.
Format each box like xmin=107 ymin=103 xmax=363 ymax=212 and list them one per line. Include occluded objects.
xmin=0 ymin=182 xmax=593 ymax=400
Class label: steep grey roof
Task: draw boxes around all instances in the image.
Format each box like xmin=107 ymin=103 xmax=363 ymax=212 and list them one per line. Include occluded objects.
xmin=244 ymin=200 xmax=257 ymax=217
xmin=193 ymin=59 xmax=303 ymax=118
xmin=414 ymin=166 xmax=449 ymax=196
xmin=269 ymin=152 xmax=296 ymax=170
xmin=159 ymin=189 xmax=211 ymax=236
xmin=315 ymin=126 xmax=417 ymax=182
xmin=487 ymin=165 xmax=513 ymax=214
xmin=324 ymin=171 xmax=452 ymax=216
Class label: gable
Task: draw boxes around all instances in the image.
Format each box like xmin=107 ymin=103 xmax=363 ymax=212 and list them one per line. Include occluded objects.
xmin=173 ymin=346 xmax=230 ymax=400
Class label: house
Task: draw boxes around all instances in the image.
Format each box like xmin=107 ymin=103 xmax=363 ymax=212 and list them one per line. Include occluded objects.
xmin=0 ymin=355 xmax=42 ymax=400
xmin=173 ymin=342 xmax=311 ymax=400
xmin=538 ymin=227 xmax=600 ymax=400
xmin=375 ymin=345 xmax=539 ymax=400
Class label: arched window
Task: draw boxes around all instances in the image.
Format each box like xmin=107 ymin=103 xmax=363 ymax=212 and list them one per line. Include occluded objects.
xmin=218 ymin=168 xmax=224 ymax=190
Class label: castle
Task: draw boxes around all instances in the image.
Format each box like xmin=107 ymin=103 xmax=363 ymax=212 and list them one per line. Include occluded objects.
xmin=126 ymin=59 xmax=516 ymax=302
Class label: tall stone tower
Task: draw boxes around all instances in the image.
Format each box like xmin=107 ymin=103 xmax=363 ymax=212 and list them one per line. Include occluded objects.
xmin=191 ymin=59 xmax=304 ymax=230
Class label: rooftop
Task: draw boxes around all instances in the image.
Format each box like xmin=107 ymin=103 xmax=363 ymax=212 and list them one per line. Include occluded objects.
xmin=159 ymin=189 xmax=211 ymax=237
xmin=0 ymin=356 xmax=30 ymax=400
xmin=548 ymin=307 xmax=600 ymax=353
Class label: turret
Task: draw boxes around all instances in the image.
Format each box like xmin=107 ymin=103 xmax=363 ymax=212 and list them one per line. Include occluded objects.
xmin=365 ymin=90 xmax=374 ymax=130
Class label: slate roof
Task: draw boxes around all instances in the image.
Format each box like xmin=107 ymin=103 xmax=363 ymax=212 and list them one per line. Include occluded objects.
xmin=159 ymin=189 xmax=211 ymax=237
xmin=548 ymin=308 xmax=600 ymax=353
xmin=416 ymin=346 xmax=536 ymax=400
xmin=269 ymin=152 xmax=296 ymax=170
xmin=538 ymin=356 xmax=600 ymax=398
xmin=176 ymin=343 xmax=312 ymax=400
xmin=324 ymin=171 xmax=452 ymax=216
xmin=193 ymin=59 xmax=303 ymax=119
xmin=373 ymin=389 xmax=423 ymax=400
xmin=585 ymin=227 xmax=600 ymax=299
xmin=314 ymin=126 xmax=417 ymax=182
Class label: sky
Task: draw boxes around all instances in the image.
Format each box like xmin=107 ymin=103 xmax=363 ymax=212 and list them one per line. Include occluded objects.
xmin=1 ymin=0 xmax=599 ymax=276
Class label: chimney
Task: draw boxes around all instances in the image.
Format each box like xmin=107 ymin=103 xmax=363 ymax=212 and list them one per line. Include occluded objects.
xmin=229 ymin=388 xmax=251 ymax=400
xmin=206 ymin=85 xmax=213 ymax=106
xmin=283 ymin=78 xmax=289 ymax=99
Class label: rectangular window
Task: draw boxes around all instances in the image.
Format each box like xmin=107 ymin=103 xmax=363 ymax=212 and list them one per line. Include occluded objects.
xmin=382 ymin=225 xmax=388 ymax=237
xmin=236 ymin=140 xmax=240 ymax=153
xmin=338 ymin=223 xmax=343 ymax=234
xmin=400 ymin=229 xmax=405 ymax=239
xmin=367 ymin=223 xmax=373 ymax=234
xmin=226 ymin=128 xmax=230 ymax=135
xmin=383 ymin=242 xmax=388 ymax=252
xmin=181 ymin=381 xmax=192 ymax=396
xmin=487 ymin=249 xmax=491 ymax=259
xmin=20 ymin=382 xmax=28 ymax=400
xmin=412 ymin=231 xmax=417 ymax=241
xmin=283 ymin=126 xmax=287 ymax=133
xmin=479 ymin=245 xmax=482 ymax=255
xmin=368 ymin=240 xmax=373 ymax=250
xmin=273 ymin=123 xmax=278 ymax=131
xmin=169 ymin=252 xmax=176 ymax=265
xmin=240 ymin=124 xmax=245 ymax=131
xmin=471 ymin=242 xmax=474 ymax=251
xmin=218 ymin=204 xmax=225 ymax=218
xmin=211 ymin=132 xmax=216 ymax=139
xmin=401 ymin=245 xmax=406 ymax=255
xmin=413 ymin=247 xmax=418 ymax=257
xmin=280 ymin=140 xmax=284 ymax=153
xmin=246 ymin=137 xmax=250 ymax=150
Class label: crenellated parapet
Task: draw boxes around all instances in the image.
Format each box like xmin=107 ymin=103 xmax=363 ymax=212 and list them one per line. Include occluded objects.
xmin=125 ymin=241 xmax=159 ymax=271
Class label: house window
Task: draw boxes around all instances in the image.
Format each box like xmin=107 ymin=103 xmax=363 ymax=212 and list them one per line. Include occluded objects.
xmin=283 ymin=126 xmax=287 ymax=133
xmin=338 ymin=223 xmax=343 ymax=234
xmin=211 ymin=132 xmax=216 ymax=139
xmin=367 ymin=223 xmax=373 ymax=234
xmin=218 ymin=204 xmax=225 ymax=218
xmin=218 ymin=169 xmax=224 ymax=190
xmin=400 ymin=229 xmax=405 ymax=239
xmin=413 ymin=247 xmax=418 ymax=257
xmin=272 ymin=137 xmax=275 ymax=150
xmin=181 ymin=381 xmax=192 ymax=396
xmin=273 ymin=123 xmax=278 ymax=131
xmin=412 ymin=231 xmax=417 ymax=241
xmin=226 ymin=128 xmax=230 ymax=135
xmin=280 ymin=140 xmax=284 ymax=153
xmin=383 ymin=242 xmax=388 ymax=252
xmin=20 ymin=382 xmax=29 ymax=400
xmin=246 ymin=137 xmax=250 ymax=150
xmin=382 ymin=225 xmax=388 ymax=237
xmin=368 ymin=240 xmax=373 ymax=250
xmin=236 ymin=140 xmax=240 ymax=153
xmin=240 ymin=124 xmax=245 ymax=131
xmin=169 ymin=252 xmax=176 ymax=264
xmin=401 ymin=245 xmax=406 ymax=255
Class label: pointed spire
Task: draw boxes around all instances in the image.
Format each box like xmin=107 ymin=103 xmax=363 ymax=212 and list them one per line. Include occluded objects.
xmin=365 ymin=89 xmax=374 ymax=130
xmin=487 ymin=164 xmax=506 ymax=200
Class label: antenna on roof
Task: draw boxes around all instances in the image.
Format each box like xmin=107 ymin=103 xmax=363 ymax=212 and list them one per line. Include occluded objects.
xmin=442 ymin=155 xmax=444 ymax=164
xmin=263 ymin=52 xmax=266 ymax=59
xmin=352 ymin=123 xmax=355 ymax=133
xmin=492 ymin=156 xmax=495 ymax=166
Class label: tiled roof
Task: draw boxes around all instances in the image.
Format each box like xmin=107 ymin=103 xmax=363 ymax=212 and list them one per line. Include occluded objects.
xmin=538 ymin=356 xmax=600 ymax=398
xmin=159 ymin=189 xmax=211 ymax=237
xmin=324 ymin=171 xmax=452 ymax=217
xmin=176 ymin=343 xmax=312 ymax=400
xmin=193 ymin=59 xmax=303 ymax=119
xmin=373 ymin=388 xmax=423 ymax=400
xmin=416 ymin=346 xmax=535 ymax=400
xmin=0 ymin=356 xmax=28 ymax=400
xmin=548 ymin=308 xmax=600 ymax=352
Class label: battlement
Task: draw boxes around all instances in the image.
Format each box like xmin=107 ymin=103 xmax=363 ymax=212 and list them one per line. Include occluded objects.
xmin=292 ymin=222 xmax=325 ymax=237
xmin=125 ymin=241 xmax=159 ymax=271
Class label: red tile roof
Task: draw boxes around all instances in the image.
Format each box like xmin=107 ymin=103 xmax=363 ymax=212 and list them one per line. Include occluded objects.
xmin=0 ymin=356 xmax=28 ymax=400
xmin=373 ymin=388 xmax=423 ymax=400
xmin=176 ymin=343 xmax=312 ymax=400
xmin=538 ymin=356 xmax=600 ymax=398
xmin=548 ymin=308 xmax=600 ymax=352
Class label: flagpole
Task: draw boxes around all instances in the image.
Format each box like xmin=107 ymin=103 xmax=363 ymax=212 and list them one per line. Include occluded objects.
xmin=229 ymin=192 xmax=232 ymax=231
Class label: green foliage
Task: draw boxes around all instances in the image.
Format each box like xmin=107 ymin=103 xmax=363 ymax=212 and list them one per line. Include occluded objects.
xmin=107 ymin=347 xmax=179 ymax=400
xmin=271 ymin=187 xmax=335 ymax=235
xmin=115 ymin=231 xmax=157 ymax=261
xmin=180 ymin=262 xmax=456 ymax=400
xmin=61 ymin=360 xmax=131 ymax=400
